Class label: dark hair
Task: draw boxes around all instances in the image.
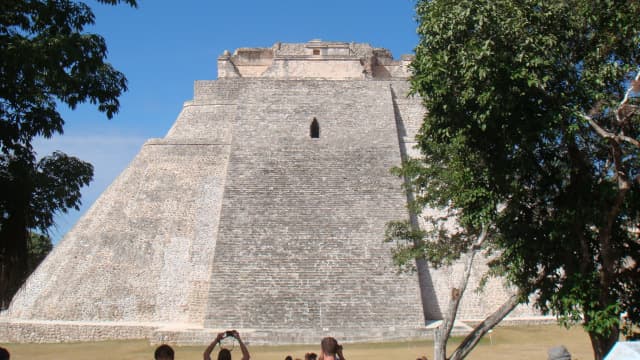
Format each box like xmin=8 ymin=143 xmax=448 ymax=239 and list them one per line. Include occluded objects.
xmin=286 ymin=356 xmax=293 ymax=360
xmin=0 ymin=347 xmax=9 ymax=360
xmin=154 ymin=344 xmax=174 ymax=360
xmin=321 ymin=337 xmax=340 ymax=356
xmin=218 ymin=348 xmax=232 ymax=360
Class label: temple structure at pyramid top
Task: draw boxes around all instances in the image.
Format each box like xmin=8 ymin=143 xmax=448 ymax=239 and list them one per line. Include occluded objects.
xmin=217 ymin=40 xmax=414 ymax=79
xmin=0 ymin=41 xmax=542 ymax=345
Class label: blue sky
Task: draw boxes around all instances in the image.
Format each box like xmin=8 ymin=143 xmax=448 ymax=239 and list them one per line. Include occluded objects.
xmin=35 ymin=0 xmax=420 ymax=243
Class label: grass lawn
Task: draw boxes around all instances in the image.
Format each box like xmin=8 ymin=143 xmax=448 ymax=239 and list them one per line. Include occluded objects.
xmin=1 ymin=324 xmax=595 ymax=360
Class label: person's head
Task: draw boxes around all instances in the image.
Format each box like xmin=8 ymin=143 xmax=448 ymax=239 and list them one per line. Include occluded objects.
xmin=320 ymin=337 xmax=340 ymax=358
xmin=0 ymin=346 xmax=9 ymax=360
xmin=154 ymin=344 xmax=174 ymax=360
xmin=218 ymin=348 xmax=232 ymax=360
xmin=285 ymin=356 xmax=293 ymax=360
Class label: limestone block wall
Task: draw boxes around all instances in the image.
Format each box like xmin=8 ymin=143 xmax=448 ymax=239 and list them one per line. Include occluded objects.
xmin=261 ymin=58 xmax=366 ymax=79
xmin=217 ymin=57 xmax=241 ymax=78
xmin=5 ymin=107 xmax=232 ymax=325
xmin=389 ymin=81 xmax=424 ymax=147
xmin=274 ymin=41 xmax=373 ymax=58
xmin=165 ymin=103 xmax=236 ymax=143
xmin=231 ymin=48 xmax=273 ymax=77
xmin=426 ymin=260 xmax=536 ymax=321
xmin=199 ymin=79 xmax=425 ymax=332
xmin=389 ymin=80 xmax=539 ymax=321
xmin=194 ymin=79 xmax=247 ymax=103
xmin=0 ymin=321 xmax=154 ymax=343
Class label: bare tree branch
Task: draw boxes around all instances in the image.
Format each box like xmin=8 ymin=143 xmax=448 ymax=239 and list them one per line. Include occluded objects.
xmin=433 ymin=225 xmax=488 ymax=360
xmin=448 ymin=270 xmax=549 ymax=360
xmin=580 ymin=70 xmax=640 ymax=150
xmin=579 ymin=70 xmax=640 ymax=312
xmin=616 ymin=71 xmax=640 ymax=125
xmin=449 ymin=293 xmax=520 ymax=360
xmin=580 ymin=113 xmax=640 ymax=149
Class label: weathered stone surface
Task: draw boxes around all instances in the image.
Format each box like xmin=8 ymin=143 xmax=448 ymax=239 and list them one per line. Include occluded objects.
xmin=0 ymin=41 xmax=545 ymax=344
xmin=202 ymin=79 xmax=423 ymax=333
xmin=604 ymin=342 xmax=640 ymax=360
xmin=217 ymin=40 xmax=411 ymax=79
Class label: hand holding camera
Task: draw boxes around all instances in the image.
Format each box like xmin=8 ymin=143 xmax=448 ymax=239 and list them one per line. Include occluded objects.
xmin=215 ymin=329 xmax=239 ymax=342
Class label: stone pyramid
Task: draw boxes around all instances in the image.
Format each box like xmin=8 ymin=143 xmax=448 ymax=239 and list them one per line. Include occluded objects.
xmin=0 ymin=41 xmax=539 ymax=344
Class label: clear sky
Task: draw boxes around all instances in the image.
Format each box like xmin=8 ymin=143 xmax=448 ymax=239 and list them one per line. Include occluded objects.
xmin=34 ymin=0 xmax=420 ymax=244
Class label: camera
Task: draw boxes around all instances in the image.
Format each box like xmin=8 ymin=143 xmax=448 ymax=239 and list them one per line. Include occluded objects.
xmin=225 ymin=330 xmax=235 ymax=338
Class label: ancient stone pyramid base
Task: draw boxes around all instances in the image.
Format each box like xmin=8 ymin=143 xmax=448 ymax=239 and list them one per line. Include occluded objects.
xmin=0 ymin=316 xmax=554 ymax=345
xmin=0 ymin=319 xmax=428 ymax=344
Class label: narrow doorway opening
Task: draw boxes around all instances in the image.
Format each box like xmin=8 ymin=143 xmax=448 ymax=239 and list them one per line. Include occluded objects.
xmin=310 ymin=118 xmax=320 ymax=138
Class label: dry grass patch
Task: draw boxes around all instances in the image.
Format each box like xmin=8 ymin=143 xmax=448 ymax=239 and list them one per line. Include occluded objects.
xmin=1 ymin=325 xmax=594 ymax=360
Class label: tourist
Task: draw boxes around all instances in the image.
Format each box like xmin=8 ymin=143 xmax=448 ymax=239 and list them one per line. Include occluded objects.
xmin=204 ymin=330 xmax=250 ymax=360
xmin=0 ymin=346 xmax=9 ymax=360
xmin=285 ymin=356 xmax=293 ymax=360
xmin=154 ymin=344 xmax=174 ymax=360
xmin=305 ymin=352 xmax=318 ymax=360
xmin=318 ymin=337 xmax=345 ymax=360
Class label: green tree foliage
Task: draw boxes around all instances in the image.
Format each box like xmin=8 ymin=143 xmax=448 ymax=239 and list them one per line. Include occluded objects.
xmin=0 ymin=0 xmax=137 ymax=309
xmin=27 ymin=231 xmax=52 ymax=274
xmin=401 ymin=0 xmax=639 ymax=358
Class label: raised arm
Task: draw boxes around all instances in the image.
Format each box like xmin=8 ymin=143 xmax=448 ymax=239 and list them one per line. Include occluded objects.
xmin=203 ymin=332 xmax=225 ymax=360
xmin=233 ymin=330 xmax=251 ymax=360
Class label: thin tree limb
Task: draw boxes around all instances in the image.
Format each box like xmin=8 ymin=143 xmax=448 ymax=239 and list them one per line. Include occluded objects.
xmin=580 ymin=113 xmax=640 ymax=149
xmin=579 ymin=70 xmax=640 ymax=149
xmin=448 ymin=293 xmax=521 ymax=360
xmin=434 ymin=225 xmax=488 ymax=360
xmin=616 ymin=71 xmax=640 ymax=125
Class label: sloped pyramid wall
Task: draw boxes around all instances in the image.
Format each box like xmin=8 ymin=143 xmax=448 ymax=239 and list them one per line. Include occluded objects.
xmin=197 ymin=79 xmax=424 ymax=334
xmin=0 ymin=77 xmax=430 ymax=343
xmin=4 ymin=104 xmax=234 ymax=325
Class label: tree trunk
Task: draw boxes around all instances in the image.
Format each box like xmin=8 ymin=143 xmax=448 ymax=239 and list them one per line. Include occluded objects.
xmin=0 ymin=252 xmax=27 ymax=310
xmin=432 ymin=228 xmax=487 ymax=360
xmin=589 ymin=326 xmax=619 ymax=360
xmin=448 ymin=294 xmax=519 ymax=360
xmin=434 ymin=326 xmax=447 ymax=360
xmin=583 ymin=70 xmax=638 ymax=360
xmin=0 ymin=215 xmax=29 ymax=310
